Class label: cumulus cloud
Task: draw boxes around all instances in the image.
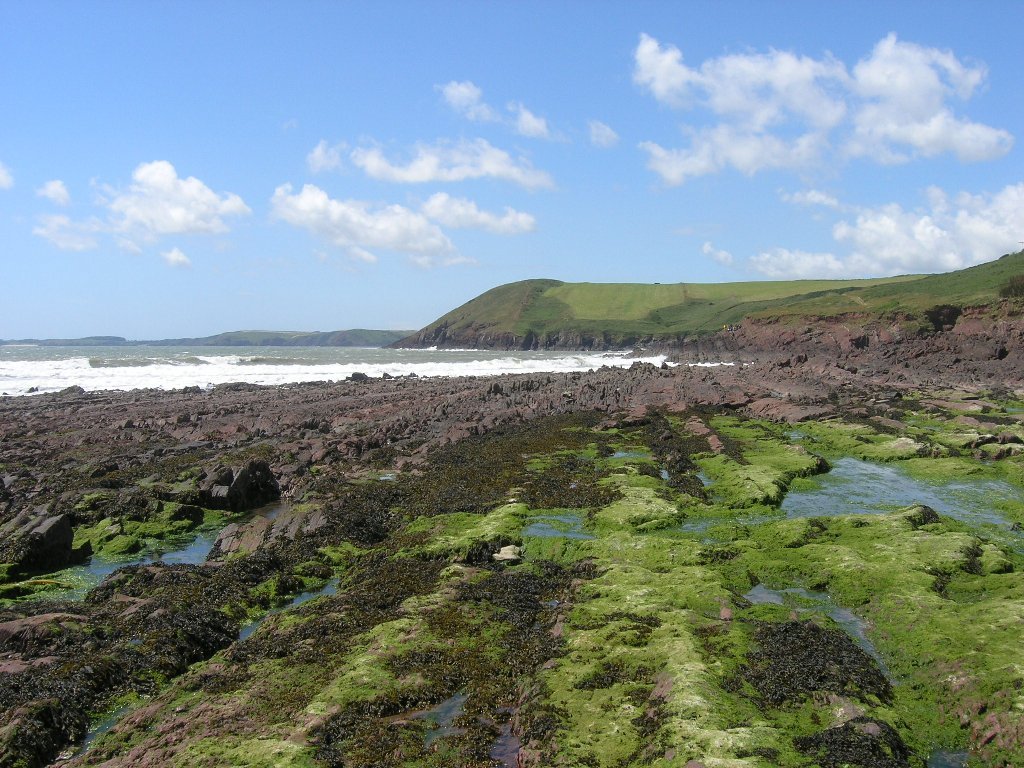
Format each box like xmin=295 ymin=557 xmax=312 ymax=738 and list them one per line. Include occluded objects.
xmin=589 ymin=120 xmax=619 ymax=148
xmin=641 ymin=127 xmax=824 ymax=184
xmin=350 ymin=139 xmax=553 ymax=189
xmin=848 ymin=34 xmax=1013 ymax=162
xmin=510 ymin=103 xmax=551 ymax=139
xmin=439 ymin=80 xmax=499 ymax=122
xmin=307 ymin=140 xmax=345 ymax=173
xmin=162 ymin=247 xmax=192 ymax=268
xmin=702 ymin=241 xmax=733 ymax=266
xmin=439 ymin=81 xmax=554 ymax=139
xmin=33 ymin=161 xmax=250 ymax=260
xmin=32 ymin=214 xmax=101 ymax=251
xmin=0 ymin=161 xmax=12 ymax=189
xmin=749 ymin=182 xmax=1024 ymax=278
xmin=633 ymin=32 xmax=1011 ymax=184
xmin=421 ymin=192 xmax=535 ymax=234
xmin=782 ymin=189 xmax=840 ymax=208
xmin=635 ymin=33 xmax=847 ymax=129
xmin=749 ymin=248 xmax=848 ymax=279
xmin=271 ymin=183 xmax=455 ymax=265
xmin=409 ymin=252 xmax=477 ymax=269
xmin=107 ymin=160 xmax=250 ymax=242
xmin=36 ymin=179 xmax=70 ymax=206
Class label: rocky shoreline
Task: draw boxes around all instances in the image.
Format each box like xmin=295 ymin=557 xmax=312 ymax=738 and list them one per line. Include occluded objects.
xmin=1 ymin=326 xmax=1023 ymax=767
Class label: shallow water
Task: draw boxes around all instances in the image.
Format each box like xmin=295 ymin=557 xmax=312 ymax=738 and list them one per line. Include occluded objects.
xmin=744 ymin=584 xmax=892 ymax=679
xmin=782 ymin=457 xmax=1019 ymax=532
xmin=611 ymin=450 xmax=651 ymax=459
xmin=417 ymin=692 xmax=469 ymax=746
xmin=238 ymin=577 xmax=339 ymax=641
xmin=489 ymin=721 xmax=521 ymax=766
xmin=11 ymin=501 xmax=289 ymax=603
xmin=927 ymin=749 xmax=971 ymax=767
xmin=522 ymin=513 xmax=594 ymax=540
xmin=60 ymin=703 xmax=135 ymax=761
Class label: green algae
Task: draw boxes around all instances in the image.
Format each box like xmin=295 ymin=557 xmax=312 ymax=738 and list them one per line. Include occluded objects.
xmin=692 ymin=417 xmax=828 ymax=509
xmin=71 ymin=500 xmax=226 ymax=561
xmin=399 ymin=503 xmax=528 ymax=561
xmin=177 ymin=737 xmax=318 ymax=768
xmin=39 ymin=408 xmax=1024 ymax=767
xmin=788 ymin=418 xmax=926 ymax=461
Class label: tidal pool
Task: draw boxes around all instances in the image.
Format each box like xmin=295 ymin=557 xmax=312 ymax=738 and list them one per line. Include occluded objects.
xmin=57 ymin=703 xmax=135 ymax=762
xmin=416 ymin=692 xmax=468 ymax=746
xmin=744 ymin=584 xmax=891 ymax=680
xmin=781 ymin=457 xmax=1020 ymax=533
xmin=611 ymin=450 xmax=652 ymax=459
xmin=8 ymin=501 xmax=289 ymax=603
xmin=523 ymin=513 xmax=594 ymax=540
xmin=238 ymin=577 xmax=339 ymax=641
xmin=927 ymin=750 xmax=971 ymax=767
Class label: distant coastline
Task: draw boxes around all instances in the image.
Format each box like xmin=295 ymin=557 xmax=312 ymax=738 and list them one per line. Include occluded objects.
xmin=0 ymin=329 xmax=414 ymax=348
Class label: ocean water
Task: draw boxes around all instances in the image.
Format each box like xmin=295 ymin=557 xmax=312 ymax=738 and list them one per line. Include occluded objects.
xmin=0 ymin=345 xmax=671 ymax=396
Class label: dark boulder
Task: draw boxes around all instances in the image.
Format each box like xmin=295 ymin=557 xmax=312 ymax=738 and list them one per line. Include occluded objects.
xmin=198 ymin=461 xmax=279 ymax=512
xmin=0 ymin=508 xmax=88 ymax=576
xmin=795 ymin=717 xmax=911 ymax=767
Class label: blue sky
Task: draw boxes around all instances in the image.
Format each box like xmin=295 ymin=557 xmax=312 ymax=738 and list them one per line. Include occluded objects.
xmin=2 ymin=0 xmax=1023 ymax=338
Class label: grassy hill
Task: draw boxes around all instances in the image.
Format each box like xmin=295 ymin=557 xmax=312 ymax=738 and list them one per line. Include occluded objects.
xmin=395 ymin=251 xmax=1024 ymax=349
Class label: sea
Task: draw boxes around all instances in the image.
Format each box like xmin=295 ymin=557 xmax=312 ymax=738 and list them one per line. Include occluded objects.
xmin=0 ymin=345 xmax=675 ymax=397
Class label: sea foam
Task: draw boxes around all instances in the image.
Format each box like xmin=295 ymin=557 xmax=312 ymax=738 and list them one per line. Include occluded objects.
xmin=0 ymin=347 xmax=672 ymax=396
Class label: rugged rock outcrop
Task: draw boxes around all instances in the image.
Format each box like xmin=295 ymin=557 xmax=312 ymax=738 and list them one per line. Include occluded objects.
xmin=0 ymin=508 xmax=87 ymax=576
xmin=198 ymin=460 xmax=280 ymax=512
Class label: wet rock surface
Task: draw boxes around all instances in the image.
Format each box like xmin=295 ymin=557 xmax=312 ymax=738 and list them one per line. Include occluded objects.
xmin=0 ymin=349 xmax=1022 ymax=766
xmin=795 ymin=716 xmax=912 ymax=768
xmin=738 ymin=620 xmax=893 ymax=707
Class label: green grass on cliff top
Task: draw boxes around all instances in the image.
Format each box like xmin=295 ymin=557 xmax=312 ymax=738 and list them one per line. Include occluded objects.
xmin=405 ymin=250 xmax=1024 ymax=344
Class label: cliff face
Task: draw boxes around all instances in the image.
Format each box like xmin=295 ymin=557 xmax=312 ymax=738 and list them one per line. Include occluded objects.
xmin=392 ymin=323 xmax=685 ymax=351
xmin=394 ymin=304 xmax=1024 ymax=365
xmin=664 ymin=305 xmax=1024 ymax=392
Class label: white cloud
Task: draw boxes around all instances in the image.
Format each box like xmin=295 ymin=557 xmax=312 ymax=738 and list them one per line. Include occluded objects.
xmin=633 ymin=33 xmax=1011 ymax=182
xmin=162 ymin=247 xmax=191 ymax=268
xmin=108 ymin=160 xmax=250 ymax=242
xmin=350 ymin=139 xmax=553 ymax=189
xmin=32 ymin=214 xmax=102 ymax=251
xmin=641 ymin=127 xmax=824 ymax=184
xmin=633 ymin=33 xmax=698 ymax=108
xmin=0 ymin=161 xmax=12 ymax=189
xmin=848 ymin=34 xmax=1011 ymax=163
xmin=33 ymin=161 xmax=250 ymax=259
xmin=421 ymin=192 xmax=535 ymax=234
xmin=307 ymin=140 xmax=345 ymax=173
xmin=440 ymin=81 xmax=555 ymax=139
xmin=750 ymin=248 xmax=848 ymax=279
xmin=409 ymin=252 xmax=476 ymax=269
xmin=439 ymin=80 xmax=498 ymax=122
xmin=36 ymin=179 xmax=70 ymax=206
xmin=833 ymin=183 xmax=1024 ymax=274
xmin=782 ymin=189 xmax=840 ymax=208
xmin=749 ymin=182 xmax=1024 ymax=279
xmin=702 ymin=241 xmax=733 ymax=266
xmin=589 ymin=120 xmax=619 ymax=148
xmin=634 ymin=33 xmax=848 ymax=129
xmin=510 ymin=102 xmax=551 ymax=139
xmin=271 ymin=183 xmax=456 ymax=264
